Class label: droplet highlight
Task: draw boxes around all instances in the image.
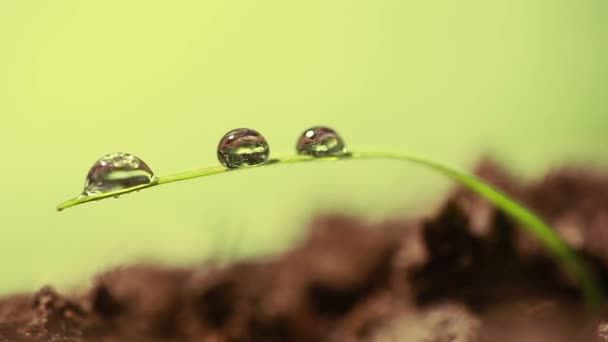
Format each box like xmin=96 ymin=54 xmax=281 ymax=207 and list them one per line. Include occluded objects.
xmin=217 ymin=128 xmax=270 ymax=168
xmin=83 ymin=152 xmax=156 ymax=196
xmin=296 ymin=126 xmax=346 ymax=157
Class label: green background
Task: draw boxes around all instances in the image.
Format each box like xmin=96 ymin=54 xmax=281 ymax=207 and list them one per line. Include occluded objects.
xmin=0 ymin=1 xmax=606 ymax=294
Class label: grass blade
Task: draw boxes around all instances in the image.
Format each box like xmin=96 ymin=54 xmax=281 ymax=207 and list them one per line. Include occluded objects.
xmin=57 ymin=151 xmax=604 ymax=309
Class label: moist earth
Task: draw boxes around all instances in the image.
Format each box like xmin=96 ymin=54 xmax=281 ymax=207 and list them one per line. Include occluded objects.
xmin=1 ymin=159 xmax=608 ymax=341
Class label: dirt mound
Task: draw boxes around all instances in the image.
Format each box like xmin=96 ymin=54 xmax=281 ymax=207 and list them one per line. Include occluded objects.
xmin=2 ymin=160 xmax=608 ymax=341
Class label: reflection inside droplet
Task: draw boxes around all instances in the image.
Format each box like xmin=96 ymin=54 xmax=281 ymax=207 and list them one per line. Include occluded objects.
xmin=296 ymin=126 xmax=346 ymax=157
xmin=217 ymin=128 xmax=270 ymax=168
xmin=83 ymin=152 xmax=156 ymax=196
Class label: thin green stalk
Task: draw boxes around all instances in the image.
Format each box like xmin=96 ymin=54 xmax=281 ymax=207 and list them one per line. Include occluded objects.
xmin=56 ymin=151 xmax=603 ymax=309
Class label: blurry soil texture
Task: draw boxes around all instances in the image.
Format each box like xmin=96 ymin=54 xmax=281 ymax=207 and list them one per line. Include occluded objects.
xmin=2 ymin=159 xmax=608 ymax=341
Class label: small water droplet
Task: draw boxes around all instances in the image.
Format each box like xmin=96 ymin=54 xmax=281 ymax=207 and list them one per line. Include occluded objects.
xmin=296 ymin=126 xmax=346 ymax=157
xmin=83 ymin=152 xmax=156 ymax=196
xmin=217 ymin=128 xmax=270 ymax=168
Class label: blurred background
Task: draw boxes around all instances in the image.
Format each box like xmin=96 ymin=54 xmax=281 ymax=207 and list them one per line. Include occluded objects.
xmin=0 ymin=1 xmax=606 ymax=294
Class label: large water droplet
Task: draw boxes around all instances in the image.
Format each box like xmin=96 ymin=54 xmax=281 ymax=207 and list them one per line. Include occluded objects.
xmin=83 ymin=152 xmax=156 ymax=196
xmin=296 ymin=126 xmax=346 ymax=157
xmin=217 ymin=128 xmax=270 ymax=168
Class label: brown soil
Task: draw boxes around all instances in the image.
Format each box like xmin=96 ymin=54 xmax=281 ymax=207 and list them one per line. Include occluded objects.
xmin=2 ymin=160 xmax=608 ymax=341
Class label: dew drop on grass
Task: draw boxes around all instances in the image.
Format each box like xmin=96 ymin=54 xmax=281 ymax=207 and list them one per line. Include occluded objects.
xmin=296 ymin=126 xmax=346 ymax=157
xmin=217 ymin=128 xmax=270 ymax=168
xmin=83 ymin=152 xmax=156 ymax=196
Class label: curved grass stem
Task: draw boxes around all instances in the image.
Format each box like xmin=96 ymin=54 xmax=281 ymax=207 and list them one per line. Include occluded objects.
xmin=56 ymin=151 xmax=604 ymax=309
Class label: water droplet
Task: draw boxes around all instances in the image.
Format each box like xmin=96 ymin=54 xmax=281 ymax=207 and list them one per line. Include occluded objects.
xmin=83 ymin=152 xmax=156 ymax=196
xmin=217 ymin=128 xmax=270 ymax=168
xmin=296 ymin=126 xmax=346 ymax=157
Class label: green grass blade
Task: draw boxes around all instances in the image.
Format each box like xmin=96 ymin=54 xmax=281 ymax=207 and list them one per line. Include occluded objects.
xmin=56 ymin=151 xmax=604 ymax=309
